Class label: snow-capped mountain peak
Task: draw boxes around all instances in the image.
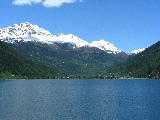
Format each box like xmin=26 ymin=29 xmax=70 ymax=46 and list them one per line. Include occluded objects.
xmin=0 ymin=22 xmax=54 ymax=42
xmin=0 ymin=22 xmax=123 ymax=54
xmin=90 ymin=39 xmax=122 ymax=54
xmin=128 ymin=48 xmax=146 ymax=55
xmin=50 ymin=33 xmax=90 ymax=47
xmin=0 ymin=22 xmax=90 ymax=47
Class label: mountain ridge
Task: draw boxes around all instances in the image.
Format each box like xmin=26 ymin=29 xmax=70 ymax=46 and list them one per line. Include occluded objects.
xmin=111 ymin=41 xmax=160 ymax=78
xmin=0 ymin=22 xmax=140 ymax=54
xmin=1 ymin=22 xmax=159 ymax=78
xmin=4 ymin=41 xmax=128 ymax=75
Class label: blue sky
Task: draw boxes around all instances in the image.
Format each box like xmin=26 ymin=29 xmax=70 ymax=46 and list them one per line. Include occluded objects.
xmin=1 ymin=0 xmax=160 ymax=52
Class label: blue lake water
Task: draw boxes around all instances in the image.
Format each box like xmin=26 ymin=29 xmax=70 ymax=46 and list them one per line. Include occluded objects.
xmin=0 ymin=79 xmax=160 ymax=120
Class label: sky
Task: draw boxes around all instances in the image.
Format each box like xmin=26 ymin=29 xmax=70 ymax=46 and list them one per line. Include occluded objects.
xmin=0 ymin=0 xmax=160 ymax=52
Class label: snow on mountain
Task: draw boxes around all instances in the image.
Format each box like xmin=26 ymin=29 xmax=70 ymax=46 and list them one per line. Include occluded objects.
xmin=90 ymin=39 xmax=122 ymax=54
xmin=0 ymin=22 xmax=53 ymax=39
xmin=0 ymin=22 xmax=89 ymax=47
xmin=51 ymin=33 xmax=89 ymax=47
xmin=0 ymin=22 xmax=54 ymax=43
xmin=128 ymin=48 xmax=146 ymax=55
xmin=0 ymin=22 xmax=122 ymax=54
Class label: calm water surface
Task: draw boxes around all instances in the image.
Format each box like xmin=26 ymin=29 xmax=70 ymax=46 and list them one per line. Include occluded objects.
xmin=0 ymin=79 xmax=160 ymax=120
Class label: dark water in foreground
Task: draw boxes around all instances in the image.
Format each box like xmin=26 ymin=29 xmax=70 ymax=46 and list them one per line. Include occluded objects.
xmin=0 ymin=79 xmax=160 ymax=120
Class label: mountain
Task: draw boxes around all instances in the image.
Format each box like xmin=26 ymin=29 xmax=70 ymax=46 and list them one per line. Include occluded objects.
xmin=0 ymin=22 xmax=129 ymax=75
xmin=3 ymin=22 xmax=153 ymax=76
xmin=0 ymin=22 xmax=54 ymax=43
xmin=111 ymin=41 xmax=160 ymax=78
xmin=4 ymin=41 xmax=128 ymax=75
xmin=0 ymin=22 xmax=122 ymax=54
xmin=0 ymin=41 xmax=62 ymax=79
xmin=128 ymin=48 xmax=146 ymax=55
xmin=90 ymin=39 xmax=121 ymax=54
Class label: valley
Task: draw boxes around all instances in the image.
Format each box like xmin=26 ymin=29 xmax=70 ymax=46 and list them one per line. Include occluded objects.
xmin=0 ymin=22 xmax=159 ymax=79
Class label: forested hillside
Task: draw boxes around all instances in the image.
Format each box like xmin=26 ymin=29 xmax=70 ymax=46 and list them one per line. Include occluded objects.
xmin=0 ymin=41 xmax=62 ymax=79
xmin=112 ymin=41 xmax=160 ymax=78
xmin=4 ymin=41 xmax=128 ymax=75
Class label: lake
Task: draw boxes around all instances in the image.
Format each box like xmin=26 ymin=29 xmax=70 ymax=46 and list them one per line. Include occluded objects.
xmin=0 ymin=79 xmax=160 ymax=120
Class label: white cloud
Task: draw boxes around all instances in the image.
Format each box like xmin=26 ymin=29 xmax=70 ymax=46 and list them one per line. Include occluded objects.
xmin=13 ymin=0 xmax=42 ymax=5
xmin=12 ymin=0 xmax=83 ymax=7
